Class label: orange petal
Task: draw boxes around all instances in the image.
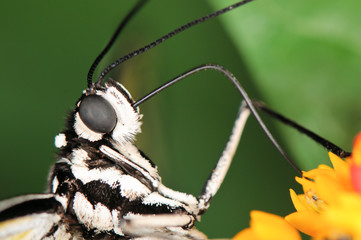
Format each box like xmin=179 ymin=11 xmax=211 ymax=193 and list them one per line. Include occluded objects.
xmin=318 ymin=164 xmax=333 ymax=170
xmin=315 ymin=174 xmax=343 ymax=205
xmin=285 ymin=211 xmax=328 ymax=237
xmin=296 ymin=177 xmax=315 ymax=193
xmin=250 ymin=211 xmax=301 ymax=240
xmin=289 ymin=189 xmax=308 ymax=212
xmin=304 ymin=168 xmax=334 ymax=180
xmin=329 ymin=152 xmax=350 ymax=182
xmin=324 ymin=193 xmax=361 ymax=237
xmin=233 ymin=228 xmax=257 ymax=240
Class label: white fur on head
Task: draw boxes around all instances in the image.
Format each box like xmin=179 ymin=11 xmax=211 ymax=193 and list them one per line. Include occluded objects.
xmin=103 ymin=82 xmax=142 ymax=144
xmin=74 ymin=112 xmax=104 ymax=142
xmin=74 ymin=82 xmax=142 ymax=144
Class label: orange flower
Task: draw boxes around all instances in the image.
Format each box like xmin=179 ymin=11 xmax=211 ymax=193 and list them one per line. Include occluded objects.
xmin=233 ymin=132 xmax=361 ymax=240
xmin=233 ymin=211 xmax=301 ymax=240
xmin=286 ymin=192 xmax=361 ymax=239
xmin=286 ymin=132 xmax=361 ymax=239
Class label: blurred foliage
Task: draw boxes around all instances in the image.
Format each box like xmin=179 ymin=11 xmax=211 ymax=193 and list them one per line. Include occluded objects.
xmin=210 ymin=0 xmax=361 ymax=170
xmin=0 ymin=0 xmax=359 ymax=238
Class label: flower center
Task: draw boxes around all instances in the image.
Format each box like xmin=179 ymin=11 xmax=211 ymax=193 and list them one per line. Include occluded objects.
xmin=305 ymin=190 xmax=327 ymax=212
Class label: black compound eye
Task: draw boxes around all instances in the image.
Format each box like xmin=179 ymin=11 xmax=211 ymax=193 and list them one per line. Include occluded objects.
xmin=79 ymin=95 xmax=117 ymax=133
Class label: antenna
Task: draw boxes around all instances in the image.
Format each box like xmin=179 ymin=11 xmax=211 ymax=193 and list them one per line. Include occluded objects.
xmin=133 ymin=64 xmax=302 ymax=175
xmin=87 ymin=0 xmax=148 ymax=89
xmin=95 ymin=0 xmax=255 ymax=87
xmin=254 ymin=101 xmax=351 ymax=158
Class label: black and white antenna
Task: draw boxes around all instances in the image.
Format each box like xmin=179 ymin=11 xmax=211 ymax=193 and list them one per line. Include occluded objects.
xmin=86 ymin=0 xmax=148 ymax=89
xmin=88 ymin=0 xmax=255 ymax=88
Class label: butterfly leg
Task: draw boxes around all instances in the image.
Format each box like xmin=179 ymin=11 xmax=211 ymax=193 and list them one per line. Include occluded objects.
xmin=198 ymin=101 xmax=250 ymax=212
xmin=120 ymin=214 xmax=207 ymax=240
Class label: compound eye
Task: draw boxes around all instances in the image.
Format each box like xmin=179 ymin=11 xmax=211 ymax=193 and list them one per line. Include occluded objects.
xmin=79 ymin=95 xmax=117 ymax=133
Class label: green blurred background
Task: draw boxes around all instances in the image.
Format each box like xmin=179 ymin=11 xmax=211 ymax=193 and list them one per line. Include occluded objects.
xmin=0 ymin=0 xmax=360 ymax=238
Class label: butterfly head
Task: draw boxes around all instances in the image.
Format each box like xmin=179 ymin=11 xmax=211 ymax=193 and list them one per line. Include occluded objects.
xmin=72 ymin=80 xmax=142 ymax=144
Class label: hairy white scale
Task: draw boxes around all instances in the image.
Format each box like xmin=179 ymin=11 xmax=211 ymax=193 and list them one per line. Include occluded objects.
xmin=71 ymin=165 xmax=120 ymax=185
xmin=157 ymin=184 xmax=198 ymax=214
xmin=122 ymin=213 xmax=207 ymax=240
xmin=111 ymin=210 xmax=124 ymax=236
xmin=54 ymin=133 xmax=67 ymax=148
xmin=123 ymin=214 xmax=192 ymax=228
xmin=102 ymin=84 xmax=143 ymax=144
xmin=71 ymin=149 xmax=90 ymax=165
xmin=74 ymin=113 xmax=103 ymax=142
xmin=73 ymin=192 xmax=113 ymax=231
xmin=71 ymin=163 xmax=151 ymax=199
xmin=142 ymin=192 xmax=183 ymax=208
xmin=52 ymin=177 xmax=59 ymax=194
xmin=55 ymin=195 xmax=69 ymax=211
xmin=57 ymin=157 xmax=71 ymax=165
xmin=0 ymin=213 xmax=60 ymax=240
xmin=100 ymin=145 xmax=160 ymax=188
xmin=111 ymin=142 xmax=160 ymax=181
xmin=118 ymin=175 xmax=152 ymax=200
xmin=45 ymin=224 xmax=73 ymax=240
xmin=51 ymin=165 xmax=68 ymax=211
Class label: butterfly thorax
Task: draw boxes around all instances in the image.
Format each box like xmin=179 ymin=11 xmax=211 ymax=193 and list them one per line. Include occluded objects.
xmin=47 ymin=81 xmax=197 ymax=238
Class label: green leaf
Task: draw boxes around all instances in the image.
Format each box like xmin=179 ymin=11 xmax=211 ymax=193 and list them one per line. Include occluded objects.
xmin=210 ymin=0 xmax=361 ymax=170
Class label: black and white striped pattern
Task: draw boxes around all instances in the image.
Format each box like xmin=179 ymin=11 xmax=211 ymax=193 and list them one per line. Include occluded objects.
xmin=0 ymin=76 xmax=251 ymax=240
xmin=47 ymin=80 xmax=200 ymax=239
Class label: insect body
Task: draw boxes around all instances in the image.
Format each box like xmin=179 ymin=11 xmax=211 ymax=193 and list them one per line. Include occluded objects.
xmin=49 ymin=79 xmax=215 ymax=238
xmin=0 ymin=77 xmax=250 ymax=239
